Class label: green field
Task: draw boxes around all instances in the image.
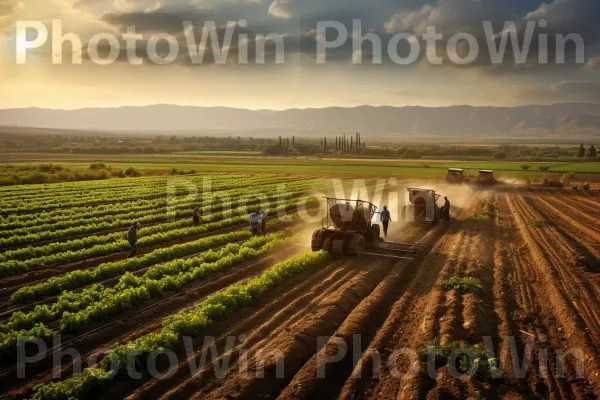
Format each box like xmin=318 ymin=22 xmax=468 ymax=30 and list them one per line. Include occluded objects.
xmin=2 ymin=153 xmax=599 ymax=180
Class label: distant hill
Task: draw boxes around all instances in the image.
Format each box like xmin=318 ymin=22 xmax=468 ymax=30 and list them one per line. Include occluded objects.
xmin=1 ymin=104 xmax=599 ymax=141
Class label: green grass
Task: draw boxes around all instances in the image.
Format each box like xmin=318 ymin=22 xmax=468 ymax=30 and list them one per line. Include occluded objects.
xmin=442 ymin=276 xmax=484 ymax=294
xmin=2 ymin=153 xmax=599 ymax=179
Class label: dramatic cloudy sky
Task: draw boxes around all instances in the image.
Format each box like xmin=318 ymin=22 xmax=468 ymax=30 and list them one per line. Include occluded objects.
xmin=0 ymin=0 xmax=599 ymax=109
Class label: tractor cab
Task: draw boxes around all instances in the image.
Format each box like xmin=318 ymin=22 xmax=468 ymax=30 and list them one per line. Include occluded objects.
xmin=478 ymin=170 xmax=497 ymax=184
xmin=446 ymin=168 xmax=466 ymax=183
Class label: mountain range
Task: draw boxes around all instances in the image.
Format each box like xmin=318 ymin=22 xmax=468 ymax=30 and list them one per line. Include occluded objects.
xmin=1 ymin=103 xmax=599 ymax=141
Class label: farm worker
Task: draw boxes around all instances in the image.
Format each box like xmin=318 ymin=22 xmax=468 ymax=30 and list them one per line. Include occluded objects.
xmin=260 ymin=209 xmax=268 ymax=235
xmin=193 ymin=207 xmax=202 ymax=226
xmin=250 ymin=210 xmax=261 ymax=236
xmin=380 ymin=206 xmax=391 ymax=237
xmin=127 ymin=222 xmax=141 ymax=258
xmin=443 ymin=197 xmax=451 ymax=221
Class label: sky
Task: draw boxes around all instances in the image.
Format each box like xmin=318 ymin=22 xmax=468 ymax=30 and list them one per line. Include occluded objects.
xmin=0 ymin=0 xmax=599 ymax=110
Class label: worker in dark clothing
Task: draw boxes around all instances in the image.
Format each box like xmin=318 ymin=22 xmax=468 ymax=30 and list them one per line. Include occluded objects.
xmin=443 ymin=197 xmax=451 ymax=221
xmin=260 ymin=209 xmax=268 ymax=235
xmin=250 ymin=210 xmax=261 ymax=236
xmin=127 ymin=222 xmax=141 ymax=258
xmin=193 ymin=207 xmax=202 ymax=226
xmin=380 ymin=206 xmax=391 ymax=237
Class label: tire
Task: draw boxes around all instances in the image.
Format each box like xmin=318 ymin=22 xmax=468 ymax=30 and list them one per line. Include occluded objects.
xmin=323 ymin=237 xmax=333 ymax=254
xmin=347 ymin=234 xmax=365 ymax=256
xmin=331 ymin=238 xmax=345 ymax=258
xmin=311 ymin=229 xmax=325 ymax=252
xmin=370 ymin=224 xmax=380 ymax=242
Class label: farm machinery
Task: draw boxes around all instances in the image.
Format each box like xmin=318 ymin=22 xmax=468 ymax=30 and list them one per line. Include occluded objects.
xmin=310 ymin=197 xmax=420 ymax=260
xmin=401 ymin=187 xmax=443 ymax=223
xmin=446 ymin=168 xmax=468 ymax=184
xmin=477 ymin=170 xmax=498 ymax=185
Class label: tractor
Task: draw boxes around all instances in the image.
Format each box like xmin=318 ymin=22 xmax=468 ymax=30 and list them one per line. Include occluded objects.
xmin=401 ymin=188 xmax=442 ymax=223
xmin=311 ymin=197 xmax=419 ymax=259
xmin=477 ymin=170 xmax=497 ymax=185
xmin=446 ymin=168 xmax=468 ymax=184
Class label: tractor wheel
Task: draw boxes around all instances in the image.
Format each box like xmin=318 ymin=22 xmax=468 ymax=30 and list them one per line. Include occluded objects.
xmin=347 ymin=234 xmax=365 ymax=256
xmin=311 ymin=229 xmax=325 ymax=252
xmin=331 ymin=238 xmax=345 ymax=258
xmin=322 ymin=237 xmax=333 ymax=254
xmin=370 ymin=224 xmax=381 ymax=242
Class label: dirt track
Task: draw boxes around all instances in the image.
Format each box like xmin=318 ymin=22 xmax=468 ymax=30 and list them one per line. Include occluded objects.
xmin=4 ymin=188 xmax=600 ymax=400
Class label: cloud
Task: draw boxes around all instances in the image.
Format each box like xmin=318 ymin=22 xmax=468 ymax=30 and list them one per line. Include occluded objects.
xmin=268 ymin=0 xmax=293 ymax=19
xmin=381 ymin=0 xmax=598 ymax=73
xmin=583 ymin=57 xmax=600 ymax=72
xmin=0 ymin=0 xmax=23 ymax=35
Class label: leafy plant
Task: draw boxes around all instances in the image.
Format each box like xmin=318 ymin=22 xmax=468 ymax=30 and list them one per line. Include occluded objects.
xmin=441 ymin=276 xmax=484 ymax=294
xmin=417 ymin=342 xmax=498 ymax=381
xmin=473 ymin=210 xmax=490 ymax=221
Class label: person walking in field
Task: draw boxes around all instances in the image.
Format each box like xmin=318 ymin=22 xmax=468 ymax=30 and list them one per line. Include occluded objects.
xmin=250 ymin=210 xmax=261 ymax=236
xmin=380 ymin=206 xmax=391 ymax=237
xmin=193 ymin=207 xmax=202 ymax=226
xmin=127 ymin=222 xmax=141 ymax=258
xmin=260 ymin=209 xmax=268 ymax=235
xmin=443 ymin=196 xmax=451 ymax=221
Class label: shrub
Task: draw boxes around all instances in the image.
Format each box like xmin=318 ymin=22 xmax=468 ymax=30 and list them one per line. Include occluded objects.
xmin=124 ymin=167 xmax=142 ymax=177
xmin=538 ymin=166 xmax=550 ymax=172
xmin=493 ymin=152 xmax=507 ymax=160
xmin=89 ymin=162 xmax=108 ymax=170
xmin=520 ymin=164 xmax=531 ymax=171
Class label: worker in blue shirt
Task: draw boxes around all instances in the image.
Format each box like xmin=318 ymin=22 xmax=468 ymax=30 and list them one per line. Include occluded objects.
xmin=380 ymin=206 xmax=391 ymax=237
xmin=250 ymin=210 xmax=261 ymax=236
xmin=260 ymin=209 xmax=268 ymax=235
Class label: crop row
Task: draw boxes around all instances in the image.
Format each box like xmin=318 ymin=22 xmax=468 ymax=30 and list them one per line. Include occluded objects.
xmin=10 ymin=214 xmax=302 ymax=302
xmin=1 ymin=173 xmax=283 ymax=213
xmin=0 ymin=175 xmax=304 ymax=230
xmin=0 ymin=173 xmax=180 ymax=195
xmin=0 ymin=178 xmax=314 ymax=240
xmin=1 ymin=229 xmax=297 ymax=352
xmin=0 ymin=182 xmax=314 ymax=251
xmin=1 ymin=195 xmax=318 ymax=278
xmin=29 ymin=250 xmax=329 ymax=400
xmin=3 ymin=229 xmax=298 ymax=351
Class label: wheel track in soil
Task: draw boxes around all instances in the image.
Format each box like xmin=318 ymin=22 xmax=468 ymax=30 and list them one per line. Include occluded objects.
xmin=536 ymin=195 xmax=600 ymax=236
xmin=512 ymin=194 xmax=600 ymax=341
xmin=527 ymin=194 xmax=600 ymax=273
xmin=0 ymin=245 xmax=310 ymax=400
xmin=114 ymin=223 xmax=435 ymax=400
xmin=554 ymin=194 xmax=600 ymax=220
xmin=506 ymin=194 xmax=600 ymax=397
xmin=494 ymin=193 xmax=593 ymax=399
